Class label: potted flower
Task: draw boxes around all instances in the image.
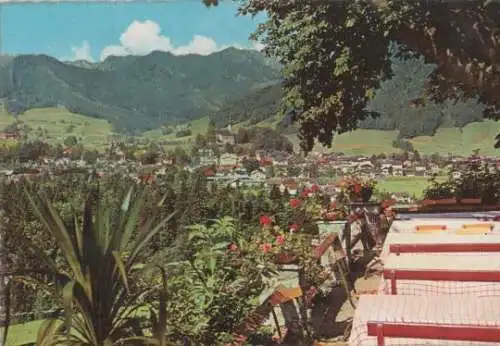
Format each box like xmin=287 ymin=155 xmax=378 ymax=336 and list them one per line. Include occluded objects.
xmin=342 ymin=177 xmax=377 ymax=203
xmin=322 ymin=200 xmax=349 ymax=222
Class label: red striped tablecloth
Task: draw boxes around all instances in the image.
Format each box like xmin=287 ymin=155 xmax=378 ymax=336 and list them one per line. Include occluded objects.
xmin=349 ymin=295 xmax=500 ymax=346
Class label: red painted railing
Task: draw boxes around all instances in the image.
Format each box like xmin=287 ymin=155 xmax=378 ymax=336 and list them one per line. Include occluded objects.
xmin=383 ymin=268 xmax=500 ymax=295
xmin=367 ymin=321 xmax=500 ymax=346
xmin=390 ymin=243 xmax=500 ymax=255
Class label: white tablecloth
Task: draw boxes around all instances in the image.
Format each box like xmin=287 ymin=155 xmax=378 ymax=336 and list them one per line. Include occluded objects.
xmin=349 ymin=295 xmax=500 ymax=346
xmin=390 ymin=219 xmax=500 ymax=234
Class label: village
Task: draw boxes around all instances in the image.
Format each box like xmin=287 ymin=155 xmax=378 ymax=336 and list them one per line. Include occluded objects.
xmin=2 ymin=126 xmax=500 ymax=207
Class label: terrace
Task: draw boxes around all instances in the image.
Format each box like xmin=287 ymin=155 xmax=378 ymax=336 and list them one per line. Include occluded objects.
xmin=349 ymin=209 xmax=500 ymax=346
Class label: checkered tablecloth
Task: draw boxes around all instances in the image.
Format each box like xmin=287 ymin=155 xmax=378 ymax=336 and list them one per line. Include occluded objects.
xmin=349 ymin=295 xmax=500 ymax=346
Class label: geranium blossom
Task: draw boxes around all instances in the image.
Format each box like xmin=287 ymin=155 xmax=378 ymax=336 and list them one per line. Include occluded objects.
xmin=260 ymin=243 xmax=272 ymax=253
xmin=276 ymin=235 xmax=285 ymax=245
xmin=259 ymin=215 xmax=272 ymax=226
xmin=353 ymin=183 xmax=362 ymax=193
xmin=289 ymin=198 xmax=302 ymax=208
xmin=228 ymin=243 xmax=238 ymax=252
xmin=290 ymin=223 xmax=300 ymax=232
xmin=300 ymin=188 xmax=311 ymax=198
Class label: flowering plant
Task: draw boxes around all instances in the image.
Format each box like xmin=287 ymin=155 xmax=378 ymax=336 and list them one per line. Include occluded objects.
xmin=341 ymin=177 xmax=377 ymax=203
xmin=322 ymin=200 xmax=349 ymax=221
xmin=249 ymin=215 xmax=331 ymax=289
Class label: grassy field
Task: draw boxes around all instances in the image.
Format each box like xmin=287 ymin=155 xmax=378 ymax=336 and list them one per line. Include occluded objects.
xmin=305 ymin=130 xmax=401 ymax=156
xmin=142 ymin=116 xmax=210 ymax=150
xmin=408 ymin=120 xmax=500 ymax=157
xmin=376 ymin=176 xmax=447 ymax=198
xmin=165 ymin=116 xmax=500 ymax=157
xmin=0 ymin=108 xmax=113 ymax=150
xmin=1 ymin=108 xmax=499 ymax=156
xmin=308 ymin=120 xmax=500 ymax=156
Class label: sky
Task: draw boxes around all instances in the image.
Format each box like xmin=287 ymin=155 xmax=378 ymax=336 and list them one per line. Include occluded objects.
xmin=0 ymin=1 xmax=266 ymax=62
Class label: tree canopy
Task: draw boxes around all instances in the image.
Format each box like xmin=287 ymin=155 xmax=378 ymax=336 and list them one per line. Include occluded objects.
xmin=204 ymin=0 xmax=500 ymax=151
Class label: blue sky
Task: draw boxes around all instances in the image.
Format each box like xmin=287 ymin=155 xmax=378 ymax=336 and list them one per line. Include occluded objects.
xmin=0 ymin=1 xmax=266 ymax=61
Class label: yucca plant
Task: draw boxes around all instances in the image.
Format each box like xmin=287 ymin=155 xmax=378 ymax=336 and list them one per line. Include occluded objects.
xmin=2 ymin=182 xmax=175 ymax=346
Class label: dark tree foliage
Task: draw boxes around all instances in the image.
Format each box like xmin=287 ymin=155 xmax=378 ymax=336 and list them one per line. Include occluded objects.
xmin=392 ymin=138 xmax=415 ymax=152
xmin=235 ymin=127 xmax=294 ymax=153
xmin=242 ymin=157 xmax=260 ymax=173
xmin=203 ymin=0 xmax=500 ymax=151
xmin=17 ymin=140 xmax=52 ymax=163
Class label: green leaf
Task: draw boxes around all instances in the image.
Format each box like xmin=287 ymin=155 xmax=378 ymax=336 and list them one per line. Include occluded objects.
xmin=211 ymin=241 xmax=231 ymax=251
xmin=62 ymin=280 xmax=75 ymax=334
xmin=121 ymin=186 xmax=134 ymax=212
xmin=208 ymin=256 xmax=217 ymax=274
xmin=112 ymin=251 xmax=130 ymax=294
xmin=127 ymin=211 xmax=176 ymax=268
xmin=36 ymin=319 xmax=61 ymax=346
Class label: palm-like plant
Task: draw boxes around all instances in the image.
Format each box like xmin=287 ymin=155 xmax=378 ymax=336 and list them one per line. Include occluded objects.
xmin=2 ymin=182 xmax=175 ymax=346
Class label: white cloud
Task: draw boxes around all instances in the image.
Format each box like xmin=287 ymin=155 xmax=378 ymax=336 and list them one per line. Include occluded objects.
xmin=252 ymin=42 xmax=265 ymax=52
xmin=172 ymin=35 xmax=219 ymax=56
xmin=99 ymin=19 xmax=265 ymax=61
xmin=119 ymin=20 xmax=174 ymax=55
xmin=70 ymin=41 xmax=94 ymax=62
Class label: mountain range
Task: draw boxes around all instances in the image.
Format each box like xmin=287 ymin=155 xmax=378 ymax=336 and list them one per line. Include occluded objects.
xmin=0 ymin=48 xmax=493 ymax=141
xmin=0 ymin=48 xmax=281 ymax=134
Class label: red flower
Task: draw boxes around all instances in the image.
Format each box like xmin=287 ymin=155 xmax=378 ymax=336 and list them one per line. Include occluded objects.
xmin=330 ymin=202 xmax=337 ymax=209
xmin=276 ymin=235 xmax=285 ymax=245
xmin=259 ymin=215 xmax=272 ymax=226
xmin=325 ymin=212 xmax=337 ymax=221
xmin=305 ymin=286 xmax=319 ymax=305
xmin=300 ymin=188 xmax=311 ymax=198
xmin=347 ymin=214 xmax=359 ymax=223
xmin=289 ymin=198 xmax=302 ymax=208
xmin=255 ymin=239 xmax=261 ymax=244
xmin=141 ymin=174 xmax=155 ymax=184
xmin=311 ymin=184 xmax=319 ymax=192
xmin=204 ymin=168 xmax=214 ymax=177
xmin=260 ymin=243 xmax=272 ymax=253
xmin=381 ymin=199 xmax=396 ymax=209
xmin=307 ymin=286 xmax=318 ymax=296
xmin=290 ymin=223 xmax=300 ymax=232
xmin=353 ymin=183 xmax=362 ymax=194
xmin=228 ymin=243 xmax=238 ymax=252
